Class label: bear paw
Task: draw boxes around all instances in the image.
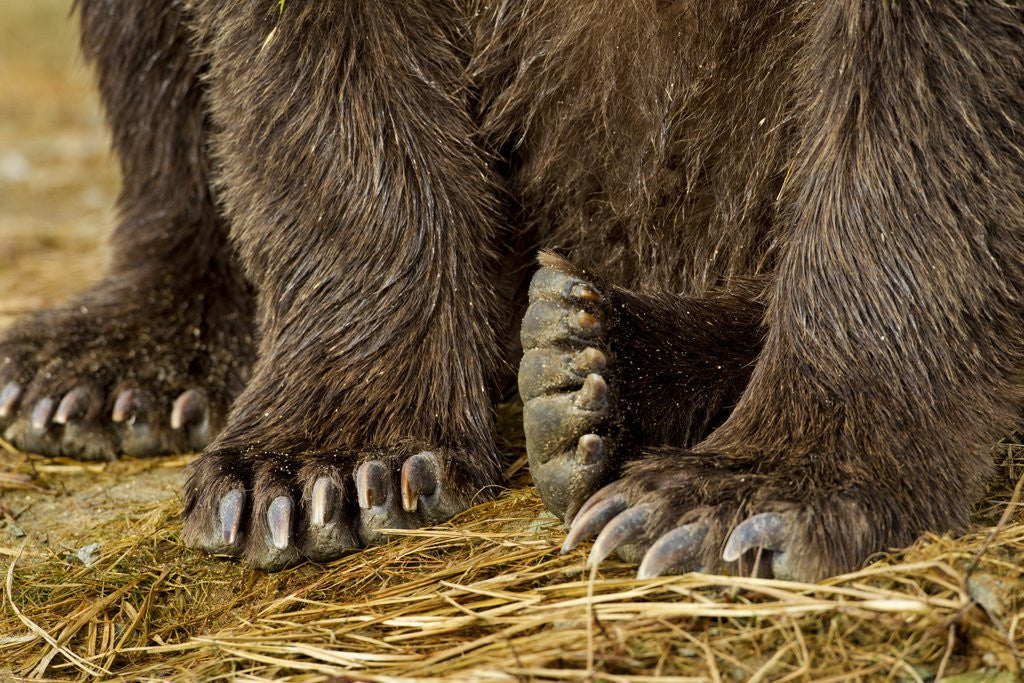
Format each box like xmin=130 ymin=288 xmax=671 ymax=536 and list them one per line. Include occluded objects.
xmin=519 ymin=260 xmax=622 ymax=523
xmin=561 ymin=454 xmax=898 ymax=582
xmin=182 ymin=447 xmax=493 ymax=570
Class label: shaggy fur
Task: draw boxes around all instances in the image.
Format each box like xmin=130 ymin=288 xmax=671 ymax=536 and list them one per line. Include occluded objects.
xmin=517 ymin=1 xmax=1024 ymax=580
xmin=0 ymin=1 xmax=254 ymax=460
xmin=1 ymin=0 xmax=1020 ymax=578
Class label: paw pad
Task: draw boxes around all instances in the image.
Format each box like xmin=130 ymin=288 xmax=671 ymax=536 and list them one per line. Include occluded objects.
xmin=519 ymin=263 xmax=619 ymax=522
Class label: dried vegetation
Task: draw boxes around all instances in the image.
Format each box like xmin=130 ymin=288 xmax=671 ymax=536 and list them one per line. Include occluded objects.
xmin=1 ymin=433 xmax=1023 ymax=681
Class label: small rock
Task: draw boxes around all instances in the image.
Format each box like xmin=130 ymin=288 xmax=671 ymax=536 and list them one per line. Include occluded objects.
xmin=967 ymin=573 xmax=1012 ymax=618
xmin=72 ymin=542 xmax=101 ymax=566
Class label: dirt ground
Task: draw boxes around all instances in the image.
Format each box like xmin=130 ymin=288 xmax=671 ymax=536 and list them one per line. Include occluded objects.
xmin=0 ymin=0 xmax=113 ymax=306
xmin=1 ymin=4 xmax=1023 ymax=682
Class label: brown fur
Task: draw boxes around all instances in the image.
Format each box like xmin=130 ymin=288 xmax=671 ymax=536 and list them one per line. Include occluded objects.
xmin=1 ymin=0 xmax=1020 ymax=578
xmin=0 ymin=1 xmax=254 ymax=459
xmin=509 ymin=1 xmax=1024 ymax=580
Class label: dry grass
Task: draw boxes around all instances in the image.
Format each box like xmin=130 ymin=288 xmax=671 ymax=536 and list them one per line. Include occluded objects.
xmin=1 ymin=431 xmax=1023 ymax=681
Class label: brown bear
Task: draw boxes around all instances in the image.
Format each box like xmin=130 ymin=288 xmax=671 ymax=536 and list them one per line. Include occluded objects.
xmin=2 ymin=0 xmax=1021 ymax=581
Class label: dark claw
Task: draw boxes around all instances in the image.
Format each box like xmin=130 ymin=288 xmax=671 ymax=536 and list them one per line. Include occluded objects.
xmin=636 ymin=523 xmax=709 ymax=579
xmin=304 ymin=474 xmax=360 ymax=561
xmin=267 ymin=496 xmax=292 ymax=550
xmin=722 ymin=511 xmax=788 ymax=563
xmin=561 ymin=494 xmax=627 ymax=554
xmin=30 ymin=397 xmax=55 ymax=432
xmin=53 ymin=386 xmax=90 ymax=425
xmin=587 ymin=506 xmax=652 ymax=568
xmin=518 ymin=347 xmax=609 ymax=401
xmin=170 ymin=389 xmax=208 ymax=430
xmin=111 ymin=389 xmax=145 ymax=423
xmin=172 ymin=389 xmax=212 ymax=450
xmin=355 ymin=460 xmax=387 ymax=509
xmin=568 ymin=481 xmax=617 ymax=526
xmin=112 ymin=389 xmax=159 ymax=454
xmin=219 ymin=489 xmax=245 ymax=546
xmin=575 ymin=310 xmax=602 ymax=337
xmin=310 ymin=477 xmax=333 ymax=526
xmin=575 ymin=374 xmax=608 ymax=411
xmin=570 ymin=282 xmax=602 ymax=304
xmin=400 ymin=451 xmax=438 ymax=513
xmin=527 ymin=266 xmax=574 ymax=300
xmin=0 ymin=382 xmax=22 ymax=418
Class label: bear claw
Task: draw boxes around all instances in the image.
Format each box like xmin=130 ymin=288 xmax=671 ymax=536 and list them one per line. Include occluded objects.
xmin=54 ymin=386 xmax=91 ymax=424
xmin=186 ymin=446 xmax=485 ymax=568
xmin=521 ymin=301 xmax=603 ymax=349
xmin=575 ymin=374 xmax=608 ymax=411
xmin=723 ymin=512 xmax=787 ymax=562
xmin=586 ymin=505 xmax=652 ymax=567
xmin=219 ymin=489 xmax=245 ymax=547
xmin=309 ymin=476 xmax=333 ymax=526
xmin=518 ymin=347 xmax=608 ymax=401
xmin=302 ymin=472 xmax=360 ymax=561
xmin=636 ymin=522 xmax=709 ymax=579
xmin=527 ymin=265 xmax=604 ymax=305
xmin=171 ymin=389 xmax=212 ymax=450
xmin=1 ymin=376 xmax=219 ymax=457
xmin=560 ymin=461 xmax=818 ymax=579
xmin=400 ymin=451 xmax=439 ymax=513
xmin=30 ymin=397 xmax=55 ymax=432
xmin=561 ymin=493 xmax=626 ymax=554
xmin=0 ymin=382 xmax=22 ymax=418
xmin=267 ymin=496 xmax=293 ymax=550
xmin=111 ymin=388 xmax=145 ymax=423
xmin=575 ymin=433 xmax=605 ymax=465
xmin=520 ymin=262 xmax=620 ymax=522
xmin=171 ymin=389 xmax=207 ymax=430
xmin=356 ymin=460 xmax=388 ymax=510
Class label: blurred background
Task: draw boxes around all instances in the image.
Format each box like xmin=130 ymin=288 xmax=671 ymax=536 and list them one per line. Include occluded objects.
xmin=0 ymin=0 xmax=117 ymax=323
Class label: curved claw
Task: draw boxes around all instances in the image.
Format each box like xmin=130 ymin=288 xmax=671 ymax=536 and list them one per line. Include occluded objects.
xmin=219 ymin=489 xmax=245 ymax=546
xmin=636 ymin=523 xmax=709 ymax=579
xmin=355 ymin=461 xmax=387 ymax=509
xmin=310 ymin=477 xmax=334 ymax=527
xmin=53 ymin=386 xmax=91 ymax=425
xmin=561 ymin=494 xmax=626 ymax=554
xmin=0 ymin=382 xmax=22 ymax=418
xmin=267 ymin=496 xmax=293 ymax=550
xmin=171 ymin=389 xmax=208 ymax=430
xmin=586 ymin=505 xmax=651 ymax=568
xmin=400 ymin=451 xmax=438 ymax=513
xmin=112 ymin=389 xmax=146 ymax=423
xmin=30 ymin=397 xmax=55 ymax=432
xmin=567 ymin=480 xmax=619 ymax=528
xmin=722 ymin=511 xmax=788 ymax=563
